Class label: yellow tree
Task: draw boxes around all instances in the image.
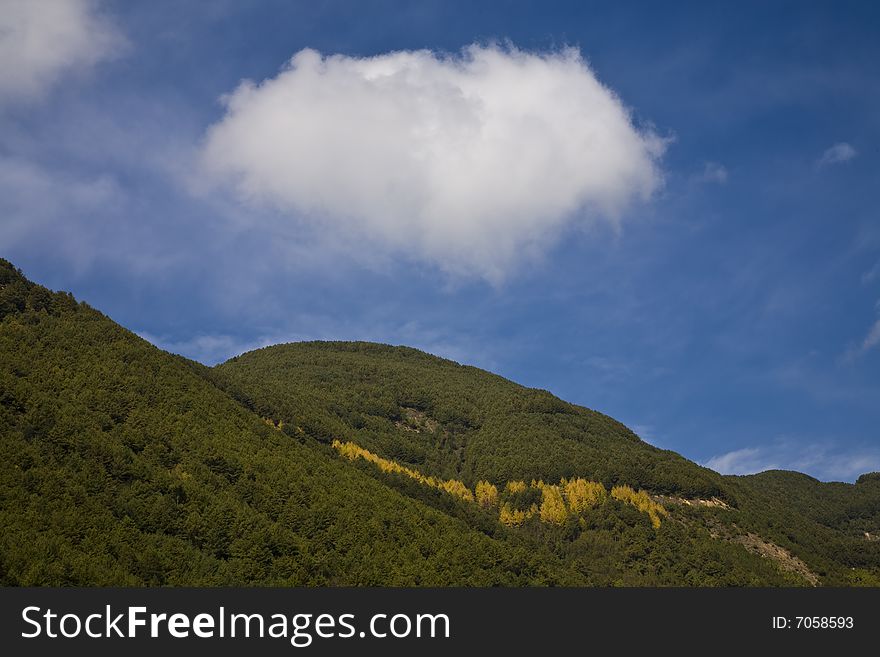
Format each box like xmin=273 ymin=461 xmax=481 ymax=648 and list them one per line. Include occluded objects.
xmin=611 ymin=485 xmax=667 ymax=528
xmin=441 ymin=479 xmax=475 ymax=502
xmin=499 ymin=503 xmax=537 ymax=526
xmin=475 ymin=481 xmax=499 ymax=507
xmin=562 ymin=478 xmax=607 ymax=514
xmin=499 ymin=504 xmax=523 ymax=526
xmin=538 ymin=484 xmax=568 ymax=525
xmin=333 ymin=439 xmax=475 ymax=501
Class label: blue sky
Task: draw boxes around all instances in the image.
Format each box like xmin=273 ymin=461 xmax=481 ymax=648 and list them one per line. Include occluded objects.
xmin=2 ymin=0 xmax=879 ymax=481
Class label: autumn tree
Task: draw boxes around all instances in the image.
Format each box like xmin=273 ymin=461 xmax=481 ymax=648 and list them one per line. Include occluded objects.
xmin=611 ymin=485 xmax=667 ymax=528
xmin=562 ymin=478 xmax=607 ymax=514
xmin=499 ymin=503 xmax=537 ymax=526
xmin=441 ymin=479 xmax=475 ymax=502
xmin=537 ymin=483 xmax=568 ymax=525
xmin=475 ymin=481 xmax=499 ymax=507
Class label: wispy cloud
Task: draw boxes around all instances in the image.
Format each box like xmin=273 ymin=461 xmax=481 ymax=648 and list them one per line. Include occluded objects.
xmin=860 ymin=318 xmax=880 ymax=353
xmin=694 ymin=161 xmax=728 ymax=184
xmin=630 ymin=423 xmax=660 ymax=446
xmin=862 ymin=261 xmax=880 ymax=285
xmin=817 ymin=142 xmax=857 ymax=167
xmin=137 ymin=319 xmax=494 ymax=370
xmin=0 ymin=155 xmax=138 ymax=272
xmin=0 ymin=0 xmax=125 ymax=104
xmin=704 ymin=439 xmax=880 ymax=482
xmin=842 ymin=310 xmax=880 ymax=362
xmin=137 ymin=331 xmax=309 ymax=366
xmin=705 ymin=447 xmax=768 ymax=475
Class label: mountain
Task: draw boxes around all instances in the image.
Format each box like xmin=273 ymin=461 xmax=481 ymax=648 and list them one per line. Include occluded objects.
xmin=1 ymin=258 xmax=878 ymax=586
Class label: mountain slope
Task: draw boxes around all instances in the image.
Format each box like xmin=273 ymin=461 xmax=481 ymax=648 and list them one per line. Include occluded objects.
xmin=213 ymin=341 xmax=880 ymax=586
xmin=1 ymin=258 xmax=878 ymax=586
xmin=0 ymin=259 xmax=580 ymax=585
xmin=212 ymin=341 xmax=729 ymax=499
xmin=721 ymin=471 xmax=880 ymax=584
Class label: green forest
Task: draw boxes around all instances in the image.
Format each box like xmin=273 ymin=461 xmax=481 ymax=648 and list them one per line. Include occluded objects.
xmin=2 ymin=258 xmax=879 ymax=586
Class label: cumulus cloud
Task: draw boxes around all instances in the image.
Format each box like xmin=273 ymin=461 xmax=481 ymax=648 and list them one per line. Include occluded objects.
xmin=200 ymin=44 xmax=665 ymax=281
xmin=0 ymin=0 xmax=123 ymax=103
xmin=817 ymin=142 xmax=857 ymax=167
xmin=704 ymin=440 xmax=880 ymax=482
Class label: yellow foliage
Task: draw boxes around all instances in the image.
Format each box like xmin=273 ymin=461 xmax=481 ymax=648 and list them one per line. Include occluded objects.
xmin=263 ymin=417 xmax=285 ymax=431
xmin=611 ymin=484 xmax=634 ymax=501
xmin=611 ymin=485 xmax=668 ymax=528
xmin=171 ymin=463 xmax=191 ymax=481
xmin=332 ymin=440 xmax=474 ymax=502
xmin=562 ymin=478 xmax=607 ymax=513
xmin=538 ymin=484 xmax=568 ymax=524
xmin=475 ymin=481 xmax=499 ymax=507
xmin=499 ymin=503 xmax=538 ymax=526
xmin=441 ymin=479 xmax=475 ymax=502
xmin=332 ymin=440 xmax=666 ymax=529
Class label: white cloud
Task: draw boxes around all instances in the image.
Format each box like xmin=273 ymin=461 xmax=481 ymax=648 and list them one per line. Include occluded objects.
xmin=704 ymin=440 xmax=880 ymax=482
xmin=817 ymin=142 xmax=857 ymax=167
xmin=695 ymin=161 xmax=728 ymax=184
xmin=200 ymin=44 xmax=665 ymax=282
xmin=0 ymin=0 xmax=123 ymax=103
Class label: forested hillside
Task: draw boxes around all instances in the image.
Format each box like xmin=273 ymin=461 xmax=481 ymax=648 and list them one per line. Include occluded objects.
xmin=212 ymin=341 xmax=730 ymax=499
xmin=0 ymin=259 xmax=577 ymax=585
xmin=2 ymin=258 xmax=879 ymax=586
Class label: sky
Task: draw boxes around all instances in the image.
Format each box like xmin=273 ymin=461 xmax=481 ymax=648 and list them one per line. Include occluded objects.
xmin=2 ymin=0 xmax=879 ymax=482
